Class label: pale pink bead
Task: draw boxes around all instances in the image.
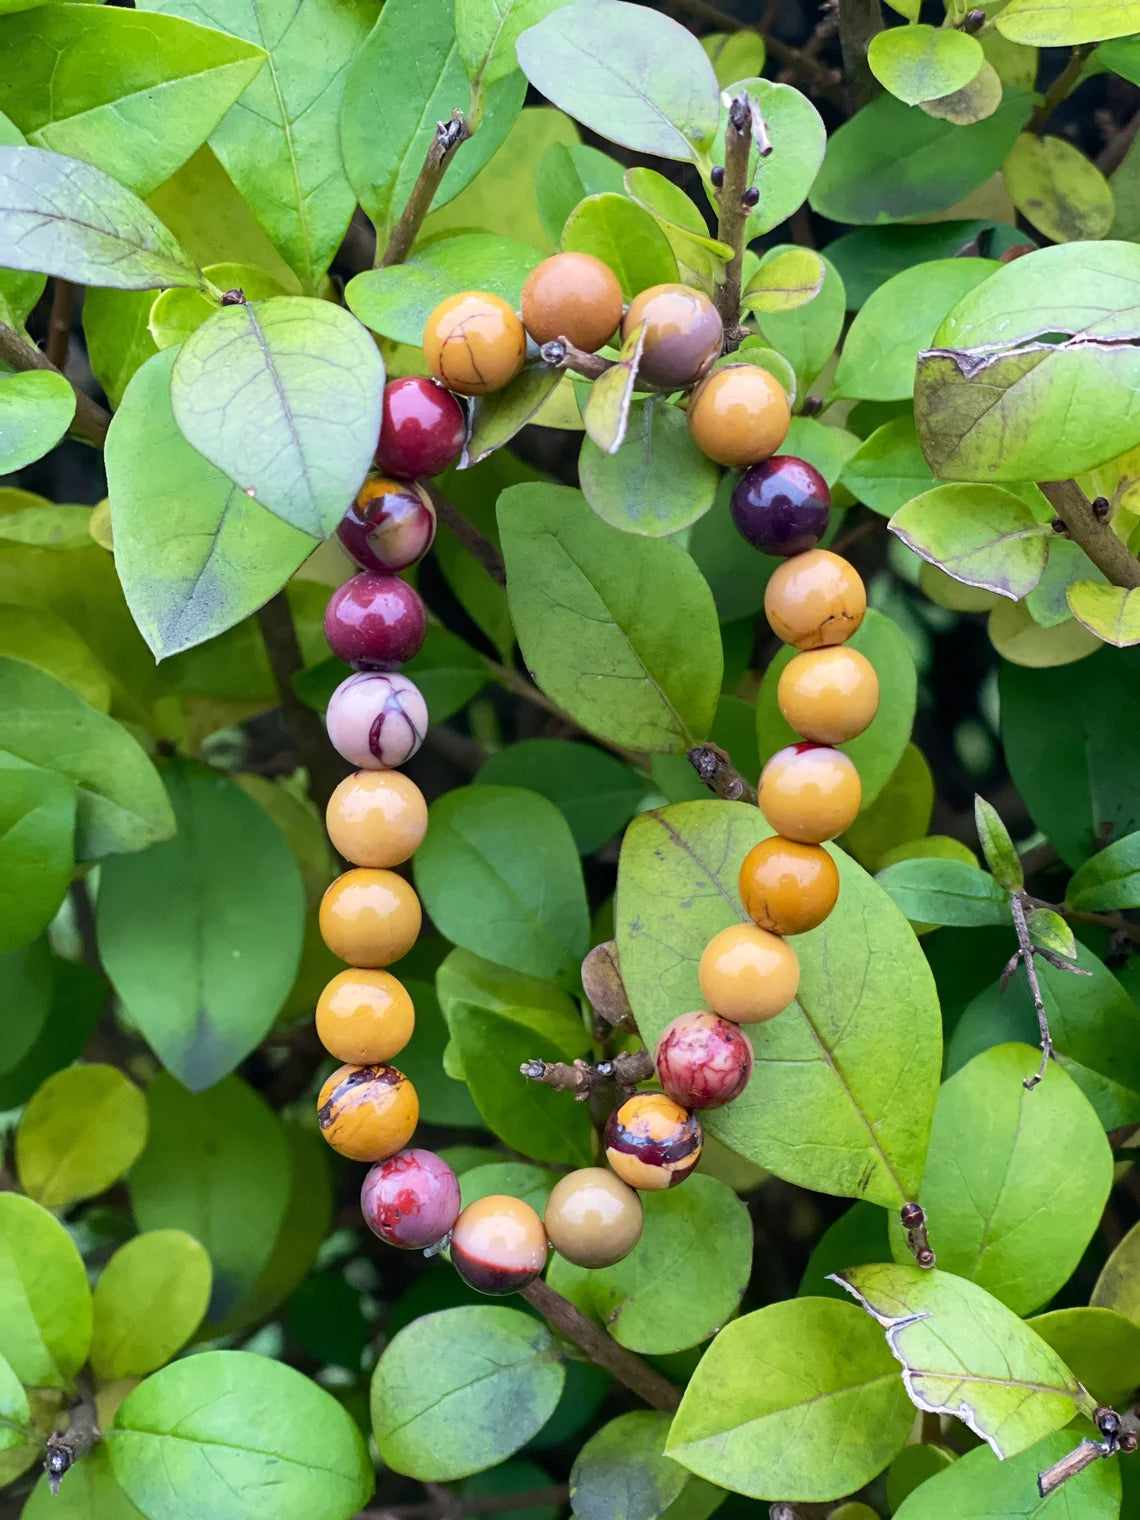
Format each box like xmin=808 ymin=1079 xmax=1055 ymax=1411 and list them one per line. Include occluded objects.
xmin=326 ymin=671 xmax=428 ymax=769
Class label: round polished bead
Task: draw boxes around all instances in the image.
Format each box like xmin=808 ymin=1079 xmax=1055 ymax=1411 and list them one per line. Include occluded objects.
xmin=317 ymin=1062 xmax=418 ymax=1161
xmin=687 ymin=365 xmax=791 ymax=467
xmin=424 ymin=291 xmax=526 ymax=396
xmin=604 ymin=1092 xmax=702 ymax=1191
xmin=375 ymin=377 xmax=466 ymax=480
xmin=731 ymin=456 xmax=831 ymax=556
xmin=521 ymin=252 xmax=623 ymax=353
xmin=338 ymin=477 xmax=437 ymax=574
xmin=326 ymin=770 xmax=428 ymax=869
xmin=757 ymin=743 xmax=862 ymax=844
xmin=324 ymin=572 xmax=426 ymax=670
xmin=319 ymin=868 xmax=421 ymax=968
xmin=777 ymin=646 xmax=880 ymax=745
xmin=738 ymin=837 xmax=840 ymax=936
xmin=544 ymin=1168 xmax=644 ymax=1268
xmin=361 ymin=1148 xmax=461 ymax=1249
xmin=316 ymin=968 xmax=415 ymax=1065
xmin=450 ymin=1194 xmax=548 ymax=1295
xmin=764 ymin=549 xmax=867 ymax=650
xmin=622 ymin=283 xmax=723 ymax=391
xmin=325 ymin=671 xmax=427 ymax=769
xmin=655 ymin=1010 xmax=753 ymax=1109
xmin=698 ymin=923 xmax=800 ymax=1024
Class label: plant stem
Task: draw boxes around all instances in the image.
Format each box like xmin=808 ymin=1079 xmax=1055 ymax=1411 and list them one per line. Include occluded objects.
xmin=44 ymin=1374 xmax=99 ymax=1495
xmin=688 ymin=743 xmax=757 ymax=804
xmin=427 ymin=488 xmax=506 ymax=587
xmin=1028 ymin=44 xmax=1095 ymax=134
xmin=45 ymin=278 xmax=76 ymax=371
xmin=1008 ymin=892 xmax=1054 ymax=1088
xmin=254 ymin=592 xmax=347 ymax=813
xmin=538 ymin=337 xmax=612 ymax=380
xmin=378 ymin=115 xmax=472 ymax=268
xmin=520 ymin=1048 xmax=654 ymax=1096
xmin=520 ymin=1278 xmax=681 ymax=1411
xmin=838 ymin=0 xmax=883 ymax=110
xmin=0 ymin=322 xmax=110 ymax=447
xmin=1038 ymin=479 xmax=1140 ymax=590
xmin=669 ymin=0 xmax=844 ymax=103
xmin=714 ymin=95 xmax=755 ymax=347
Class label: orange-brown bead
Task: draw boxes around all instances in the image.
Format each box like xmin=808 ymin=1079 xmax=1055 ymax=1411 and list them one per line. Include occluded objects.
xmin=777 ymin=646 xmax=880 ymax=745
xmin=450 ymin=1194 xmax=548 ymax=1295
xmin=604 ymin=1092 xmax=702 ymax=1190
xmin=316 ymin=968 xmax=415 ymax=1065
xmin=757 ymin=743 xmax=862 ymax=844
xmin=698 ymin=923 xmax=800 ymax=1024
xmin=764 ymin=549 xmax=867 ymax=650
xmin=622 ymin=283 xmax=722 ymax=391
xmin=687 ymin=365 xmax=791 ymax=468
xmin=738 ymin=837 xmax=840 ymax=936
xmin=326 ymin=770 xmax=428 ymax=869
xmin=317 ymin=1062 xmax=418 ymax=1161
xmin=319 ymin=868 xmax=421 ymax=967
xmin=521 ymin=252 xmax=623 ymax=353
xmin=423 ymin=291 xmax=526 ymax=396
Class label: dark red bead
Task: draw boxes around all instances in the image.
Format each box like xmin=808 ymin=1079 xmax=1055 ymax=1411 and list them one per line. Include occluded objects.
xmin=655 ymin=1011 xmax=753 ymax=1110
xmin=731 ymin=455 xmax=831 ymax=557
xmin=361 ymin=1148 xmax=461 ymax=1250
xmin=337 ymin=478 xmax=437 ymax=574
xmin=375 ymin=377 xmax=466 ymax=480
xmin=324 ymin=573 xmax=426 ymax=670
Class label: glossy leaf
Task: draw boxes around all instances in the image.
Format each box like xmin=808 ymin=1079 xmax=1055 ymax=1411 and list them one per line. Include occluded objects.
xmin=997 ymin=0 xmax=1140 ymax=44
xmin=456 ymin=0 xmax=576 ymax=97
xmin=868 ymin=25 xmax=984 ymax=106
xmin=891 ymin=1432 xmax=1120 ymax=1518
xmin=581 ymin=320 xmax=645 ymax=455
xmin=572 ymin=1411 xmax=722 ymax=1520
xmin=561 ymin=193 xmax=678 ymax=300
xmin=710 ymin=78 xmax=827 ymax=239
xmin=890 ymin=484 xmax=1050 ymax=600
xmin=974 ymin=795 xmax=1023 ymax=889
xmin=755 ymin=249 xmax=845 ymax=391
xmin=624 ymin=166 xmax=732 ymax=283
xmin=841 ymin=417 xmax=936 ymax=516
xmin=0 ymin=369 xmax=75 ymax=472
xmin=1029 ymin=1307 xmax=1140 ymax=1407
xmin=1003 ymin=133 xmax=1114 ymax=243
xmin=478 ymin=739 xmax=644 ymax=854
xmin=744 ymin=246 xmax=824 ymax=314
xmin=0 ymin=762 xmax=75 ymax=954
xmin=535 ymin=140 xmax=624 ymax=244
xmin=16 ymin=1063 xmax=147 ymax=1210
xmin=876 ymin=857 xmax=1009 ymax=926
xmin=0 ymin=1192 xmax=91 ymax=1387
xmin=1068 ymin=829 xmax=1140 ymax=909
xmin=464 ymin=364 xmax=563 ymax=466
xmin=1067 ymin=580 xmax=1140 ymax=646
xmin=91 ymin=1231 xmax=212 ymax=1383
xmin=148 ymin=261 xmax=289 ymax=349
xmin=579 ymin=399 xmax=719 ymax=538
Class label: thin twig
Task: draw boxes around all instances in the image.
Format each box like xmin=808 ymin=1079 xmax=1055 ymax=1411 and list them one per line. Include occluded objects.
xmin=520 ymin=1048 xmax=654 ymax=1098
xmin=1098 ymin=108 xmax=1140 ymax=175
xmin=255 ymin=592 xmax=347 ymax=813
xmin=688 ymin=743 xmax=757 ymax=804
xmin=426 ymin=488 xmax=506 ymax=586
xmin=1038 ymin=479 xmax=1140 ymax=590
xmin=838 ymin=0 xmax=883 ymax=110
xmin=1028 ymin=44 xmax=1095 ymax=134
xmin=539 ymin=337 xmax=612 ymax=380
xmin=1009 ymin=893 xmax=1054 ymax=1088
xmin=44 ymin=1374 xmax=99 ymax=1495
xmin=669 ymin=0 xmax=845 ymax=102
xmin=379 ymin=115 xmax=472 ymax=268
xmin=45 ymin=278 xmax=76 ymax=371
xmin=713 ymin=95 xmax=755 ymax=348
xmin=0 ymin=322 xmax=110 ymax=447
xmin=1038 ymin=1409 xmax=1137 ymax=1497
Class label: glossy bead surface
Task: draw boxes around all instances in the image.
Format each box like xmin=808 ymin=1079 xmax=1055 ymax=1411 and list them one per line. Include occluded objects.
xmin=544 ymin=1168 xmax=644 ymax=1268
xmin=757 ymin=743 xmax=862 ymax=844
xmin=731 ymin=455 xmax=831 ymax=556
xmin=326 ymin=671 xmax=427 ymax=769
xmin=361 ymin=1148 xmax=461 ymax=1249
xmin=738 ymin=837 xmax=840 ymax=936
xmin=521 ymin=252 xmax=623 ymax=353
xmin=687 ymin=365 xmax=790 ymax=468
xmin=450 ymin=1194 xmax=547 ymax=1295
xmin=622 ymin=283 xmax=723 ymax=391
xmin=764 ymin=549 xmax=867 ymax=650
xmin=424 ymin=291 xmax=526 ymax=396
xmin=326 ymin=770 xmax=428 ymax=869
xmin=316 ymin=968 xmax=415 ymax=1065
xmin=338 ymin=477 xmax=437 ymax=574
xmin=698 ymin=924 xmax=800 ymax=1024
xmin=319 ymin=868 xmax=422 ymax=967
xmin=777 ymin=646 xmax=880 ymax=744
xmin=375 ymin=377 xmax=465 ymax=480
xmin=655 ymin=1010 xmax=753 ymax=1109
xmin=317 ymin=1062 xmax=418 ymax=1161
xmin=604 ymin=1092 xmax=702 ymax=1191
xmin=324 ymin=572 xmax=426 ymax=670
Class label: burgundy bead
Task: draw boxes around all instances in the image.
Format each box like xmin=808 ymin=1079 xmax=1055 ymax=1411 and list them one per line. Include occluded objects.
xmin=375 ymin=377 xmax=466 ymax=480
xmin=337 ymin=477 xmax=437 ymax=574
xmin=655 ymin=1011 xmax=753 ymax=1110
xmin=361 ymin=1148 xmax=461 ymax=1250
xmin=324 ymin=572 xmax=426 ymax=670
xmin=731 ymin=455 xmax=831 ymax=557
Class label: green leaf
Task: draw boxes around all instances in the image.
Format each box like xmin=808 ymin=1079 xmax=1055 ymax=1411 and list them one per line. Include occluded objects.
xmin=755 ymin=249 xmax=845 ymax=392
xmin=0 ymin=1350 xmax=28 ymax=1450
xmin=757 ymin=609 xmax=918 ymax=807
xmin=798 ymin=1201 xmax=891 ymax=1302
xmin=0 ymin=656 xmax=173 ymax=860
xmin=96 ymin=761 xmax=305 ymax=1091
xmin=0 ymin=369 xmax=75 ymax=472
xmin=832 ymin=258 xmax=997 ymax=401
xmin=0 ymin=761 xmax=75 ymax=953
xmin=464 ymin=364 xmax=563 ymax=466
xmin=128 ymin=1075 xmax=290 ymax=1325
xmin=617 ymin=802 xmax=942 ymax=1207
xmin=1025 ymin=906 xmax=1077 ymax=959
xmin=148 ymin=261 xmax=289 ymax=349
xmin=536 ymin=141 xmax=624 ymax=244
xmin=667 ymin=1297 xmax=913 ymax=1501
xmin=108 ymin=1350 xmax=372 ymax=1520
xmin=458 ymin=1161 xmax=557 ymax=1215
xmin=997 ymin=0 xmax=1140 ymax=43
xmin=16 ymin=1063 xmax=147 ymax=1210
xmin=0 ymin=5 xmax=265 ymax=197
xmin=549 ymin=1174 xmax=752 ymax=1354
xmin=572 ymin=1411 xmax=722 ymax=1520
xmin=892 ymin=1432 xmax=1120 ymax=1518
xmin=702 ymin=30 xmax=766 ymax=88
xmin=0 ymin=948 xmax=104 ymax=1111
xmin=1068 ymin=830 xmax=1140 ymax=909
xmin=393 ymin=977 xmax=483 ymax=1129
xmin=876 ymin=856 xmax=1009 ymax=926
xmin=90 ymin=1231 xmax=212 ymax=1383
xmin=0 ymin=503 xmax=94 ymax=551
xmin=1093 ymin=1220 xmax=1140 ymax=1331
xmin=516 ymin=0 xmax=720 ymax=161
xmin=836 ymin=1264 xmax=1094 ymax=1456
xmin=922 ymin=60 xmax=1005 ymax=124
xmin=478 ymin=740 xmax=644 ymax=854
xmin=841 ymin=417 xmax=936 ymax=517
xmin=890 ymin=485 xmax=1050 ymax=600
xmin=825 ymin=219 xmax=1016 ymax=309
xmin=346 ymin=233 xmax=542 ymax=347
xmin=623 ymin=167 xmax=732 ymax=284
xmin=974 ymin=795 xmax=1023 ymax=889
xmin=499 ymin=483 xmax=722 ymax=752
xmin=342 ymin=0 xmax=524 ymax=249
xmin=437 ymin=947 xmax=581 ymax=1026
xmin=149 ymin=0 xmax=379 ymax=293
xmin=0 ymin=1192 xmax=91 ymax=1387
xmin=0 ymin=145 xmax=200 ymax=289
xmin=170 ymin=297 xmax=384 ymax=539
xmin=1067 ymin=579 xmax=1140 ymax=646
xmin=456 ymin=0 xmax=576 ymax=96
xmin=732 ymin=340 xmax=797 ymax=405
xmin=107 ymin=347 xmax=313 ymax=660
xmin=1003 ymin=132 xmax=1114 ymax=243
xmin=581 ymin=320 xmax=645 ymax=455
xmin=371 ymin=1306 xmax=565 ymax=1481
xmin=1029 ymin=1307 xmax=1140 ymax=1407
xmin=561 ymin=193 xmax=678 ymax=300
xmin=841 ymin=742 xmax=934 ymax=872
xmin=23 ymin=1446 xmax=145 ymax=1520
xmin=885 ymin=1445 xmax=957 ymax=1512
xmin=743 ymin=247 xmax=825 ymax=314
xmin=579 ymin=399 xmax=719 ymax=539
xmin=869 ymin=25 xmax=984 ymax=105
xmin=810 ymin=91 xmax=1031 ymax=225
xmin=709 ymin=79 xmax=827 ymax=239
xmin=81 ymin=288 xmax=158 ymax=408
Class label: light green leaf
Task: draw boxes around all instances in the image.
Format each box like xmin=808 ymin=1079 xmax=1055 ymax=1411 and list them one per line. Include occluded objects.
xmin=922 ymin=59 xmax=1004 ymax=125
xmin=743 ymin=246 xmax=824 ymax=314
xmin=148 ymin=261 xmax=289 ymax=349
xmin=456 ymin=0 xmax=576 ymax=96
xmin=617 ymin=802 xmax=942 ymax=1207
xmin=572 ymin=1411 xmax=722 ymax=1520
xmin=1093 ymin=1220 xmax=1140 ymax=1324
xmin=0 ymin=369 xmax=75 ymax=472
xmin=624 ymin=166 xmax=732 ymax=284
xmin=464 ymin=364 xmax=563 ymax=466
xmin=0 ymin=761 xmax=76 ymax=953
xmin=876 ymin=856 xmax=1010 ymax=926
xmin=841 ymin=742 xmax=934 ymax=872
xmin=436 ymin=946 xmax=581 ymax=1028
xmin=667 ymin=1297 xmax=913 ymax=1501
xmin=702 ymin=30 xmax=766 ymax=88
xmin=498 ymin=483 xmax=722 ymax=752
xmin=458 ymin=1161 xmax=558 ymax=1214
xmin=581 ymin=319 xmax=644 ymax=455
xmin=170 ymin=296 xmax=384 ymax=539
xmin=709 ymin=79 xmax=827 ymax=239
xmin=81 ymin=288 xmax=159 ymax=407
xmin=1068 ymin=829 xmax=1140 ymax=909
xmin=371 ymin=1307 xmax=565 ymax=1481
xmin=0 ymin=145 xmax=200 ymax=289
xmin=0 ymin=1192 xmax=91 ymax=1387
xmin=22 ymin=1446 xmax=145 ymax=1519
xmin=578 ymin=399 xmax=719 ymax=538
xmin=16 ymin=1064 xmax=147 ymax=1210
xmin=841 ymin=417 xmax=936 ymax=517
xmin=1029 ymin=1307 xmax=1140 ymax=1407
xmin=989 ymin=597 xmax=1102 ymax=664
xmin=755 ymin=248 xmax=845 ymax=391
xmin=1003 ymin=132 xmax=1114 ymax=243
xmin=91 ymin=1231 xmax=211 ymax=1383
xmin=890 ymin=484 xmax=1049 ymax=600
xmin=868 ymin=25 xmax=984 ymax=106
xmin=561 ymin=193 xmax=678 ymax=300
xmin=732 ymin=339 xmax=797 ymax=406
xmin=997 ymin=0 xmax=1140 ymax=44
xmin=536 ymin=140 xmax=624 ymax=244
xmin=477 ymin=739 xmax=644 ymax=855
xmin=1067 ymin=579 xmax=1140 ymax=645
xmin=1025 ymin=906 xmax=1077 ymax=959
xmin=974 ymin=794 xmax=1023 ymax=889
xmin=892 ymin=1432 xmax=1120 ymax=1518
xmin=0 ymin=1350 xmax=28 ymax=1451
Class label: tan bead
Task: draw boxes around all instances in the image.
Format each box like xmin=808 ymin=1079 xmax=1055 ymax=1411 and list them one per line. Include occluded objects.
xmin=777 ymin=646 xmax=880 ymax=744
xmin=757 ymin=744 xmax=862 ymax=844
xmin=319 ymin=868 xmax=421 ymax=967
xmin=738 ymin=837 xmax=840 ymax=936
xmin=316 ymin=969 xmax=415 ymax=1065
xmin=621 ymin=283 xmax=722 ymax=391
xmin=764 ymin=549 xmax=867 ymax=650
xmin=698 ymin=923 xmax=800 ymax=1024
xmin=317 ymin=1063 xmax=418 ymax=1161
xmin=326 ymin=770 xmax=428 ymax=869
xmin=604 ymin=1092 xmax=702 ymax=1190
xmin=687 ymin=365 xmax=791 ymax=468
xmin=450 ymin=1194 xmax=548 ymax=1295
xmin=521 ymin=252 xmax=623 ymax=353
xmin=423 ymin=291 xmax=526 ymax=396
xmin=544 ymin=1168 xmax=644 ymax=1268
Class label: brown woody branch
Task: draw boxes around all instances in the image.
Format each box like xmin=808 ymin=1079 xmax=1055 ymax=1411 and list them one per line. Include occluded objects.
xmin=1004 ymin=890 xmax=1090 ymax=1090
xmin=713 ymin=95 xmax=756 ymax=347
xmin=45 ymin=278 xmax=75 ymax=371
xmin=255 ymin=593 xmax=348 ymax=813
xmin=426 ymin=487 xmax=506 ymax=587
xmin=688 ymin=743 xmax=757 ymax=804
xmin=669 ymin=0 xmax=844 ymax=102
xmin=379 ymin=114 xmax=472 ymax=268
xmin=1038 ymin=479 xmax=1140 ymax=591
xmin=520 ymin=1047 xmax=654 ymax=1097
xmin=44 ymin=1374 xmax=99 ymax=1494
xmin=0 ymin=322 xmax=110 ymax=447
xmin=539 ymin=337 xmax=612 ymax=380
xmin=1038 ymin=1409 xmax=1137 ymax=1497
xmin=837 ymin=0 xmax=883 ymax=110
xmin=1028 ymin=44 xmax=1095 ymax=134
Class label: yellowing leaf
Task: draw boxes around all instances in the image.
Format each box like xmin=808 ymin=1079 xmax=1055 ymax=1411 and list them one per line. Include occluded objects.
xmin=744 ymin=247 xmax=825 ymax=314
xmin=1003 ymin=133 xmax=1114 ymax=242
xmin=868 ymin=25 xmax=984 ymax=107
xmin=1067 ymin=580 xmax=1140 ymax=645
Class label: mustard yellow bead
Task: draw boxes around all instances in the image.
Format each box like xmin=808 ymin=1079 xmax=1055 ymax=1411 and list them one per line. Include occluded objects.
xmin=319 ymin=868 xmax=421 ymax=967
xmin=777 ymin=646 xmax=880 ymax=745
xmin=315 ymin=969 xmax=415 ymax=1065
xmin=316 ymin=1063 xmax=418 ymax=1161
xmin=698 ymin=922 xmax=800 ymax=1024
xmin=764 ymin=549 xmax=867 ymax=650
xmin=738 ymin=837 xmax=839 ymax=936
xmin=325 ymin=770 xmax=428 ymax=869
xmin=757 ymin=744 xmax=862 ymax=844
xmin=423 ymin=291 xmax=526 ymax=396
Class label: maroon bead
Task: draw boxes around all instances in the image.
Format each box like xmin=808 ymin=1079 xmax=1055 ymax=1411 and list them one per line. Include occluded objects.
xmin=731 ymin=455 xmax=831 ymax=557
xmin=324 ymin=572 xmax=426 ymax=670
xmin=375 ymin=377 xmax=466 ymax=480
xmin=361 ymin=1149 xmax=461 ymax=1250
xmin=655 ymin=1011 xmax=753 ymax=1110
xmin=337 ymin=478 xmax=437 ymax=574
